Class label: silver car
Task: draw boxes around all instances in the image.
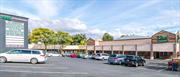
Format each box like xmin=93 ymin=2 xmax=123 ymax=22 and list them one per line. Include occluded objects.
xmin=108 ymin=54 xmax=126 ymax=65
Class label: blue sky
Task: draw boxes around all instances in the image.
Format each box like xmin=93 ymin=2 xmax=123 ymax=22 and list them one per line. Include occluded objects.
xmin=0 ymin=0 xmax=180 ymax=39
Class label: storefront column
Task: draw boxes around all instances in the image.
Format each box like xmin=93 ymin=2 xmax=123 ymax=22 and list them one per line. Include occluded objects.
xmin=179 ymin=42 xmax=180 ymax=57
xmin=111 ymin=45 xmax=113 ymax=54
xmin=150 ymin=44 xmax=154 ymax=60
xmin=122 ymin=45 xmax=124 ymax=55
xmin=60 ymin=45 xmax=64 ymax=54
xmin=85 ymin=45 xmax=88 ymax=54
xmin=102 ymin=45 xmax=104 ymax=53
xmin=94 ymin=45 xmax=96 ymax=54
xmin=173 ymin=43 xmax=177 ymax=58
xmin=135 ymin=44 xmax=138 ymax=56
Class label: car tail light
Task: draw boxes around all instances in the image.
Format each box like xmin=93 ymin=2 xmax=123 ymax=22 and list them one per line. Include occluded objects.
xmin=40 ymin=55 xmax=46 ymax=57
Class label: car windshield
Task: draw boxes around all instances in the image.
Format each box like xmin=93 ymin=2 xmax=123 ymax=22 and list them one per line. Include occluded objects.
xmin=110 ymin=54 xmax=117 ymax=57
xmin=126 ymin=56 xmax=134 ymax=59
xmin=97 ymin=54 xmax=101 ymax=56
xmin=118 ymin=55 xmax=126 ymax=58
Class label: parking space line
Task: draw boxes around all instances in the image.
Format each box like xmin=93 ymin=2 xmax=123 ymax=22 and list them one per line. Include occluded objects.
xmin=0 ymin=63 xmax=55 ymax=66
xmin=0 ymin=70 xmax=88 ymax=75
xmin=0 ymin=66 xmax=68 ymax=69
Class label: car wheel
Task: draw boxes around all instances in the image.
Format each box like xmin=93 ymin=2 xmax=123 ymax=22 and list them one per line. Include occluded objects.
xmin=119 ymin=61 xmax=122 ymax=65
xmin=0 ymin=57 xmax=6 ymax=63
xmin=30 ymin=58 xmax=38 ymax=64
xmin=142 ymin=62 xmax=145 ymax=66
xmin=135 ymin=62 xmax=138 ymax=67
xmin=102 ymin=57 xmax=105 ymax=60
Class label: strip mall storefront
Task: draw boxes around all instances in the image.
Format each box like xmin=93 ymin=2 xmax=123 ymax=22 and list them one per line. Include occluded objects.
xmin=29 ymin=30 xmax=180 ymax=59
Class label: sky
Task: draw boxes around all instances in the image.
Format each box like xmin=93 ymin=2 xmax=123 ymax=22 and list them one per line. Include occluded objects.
xmin=0 ymin=0 xmax=180 ymax=39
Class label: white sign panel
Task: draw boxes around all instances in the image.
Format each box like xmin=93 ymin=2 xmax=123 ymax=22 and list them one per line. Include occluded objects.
xmin=5 ymin=21 xmax=24 ymax=47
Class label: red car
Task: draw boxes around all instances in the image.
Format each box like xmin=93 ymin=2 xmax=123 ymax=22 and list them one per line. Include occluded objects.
xmin=70 ymin=54 xmax=77 ymax=58
xmin=168 ymin=61 xmax=173 ymax=70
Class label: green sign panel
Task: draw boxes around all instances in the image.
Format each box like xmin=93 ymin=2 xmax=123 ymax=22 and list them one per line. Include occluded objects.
xmin=0 ymin=15 xmax=12 ymax=21
xmin=157 ymin=36 xmax=168 ymax=43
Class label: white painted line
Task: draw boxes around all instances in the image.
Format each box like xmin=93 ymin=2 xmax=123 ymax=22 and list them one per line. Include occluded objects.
xmin=0 ymin=64 xmax=55 ymax=66
xmin=0 ymin=66 xmax=68 ymax=69
xmin=0 ymin=70 xmax=88 ymax=75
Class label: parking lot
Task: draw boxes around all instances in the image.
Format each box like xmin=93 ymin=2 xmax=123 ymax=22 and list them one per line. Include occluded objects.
xmin=0 ymin=57 xmax=179 ymax=77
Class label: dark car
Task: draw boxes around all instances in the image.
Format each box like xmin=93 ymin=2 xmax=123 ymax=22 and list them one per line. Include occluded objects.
xmin=108 ymin=54 xmax=126 ymax=65
xmin=124 ymin=55 xmax=145 ymax=67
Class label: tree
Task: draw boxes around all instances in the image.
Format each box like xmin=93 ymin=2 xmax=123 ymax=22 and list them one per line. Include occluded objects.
xmin=56 ymin=31 xmax=73 ymax=45
xmin=55 ymin=31 xmax=73 ymax=54
xmin=72 ymin=34 xmax=87 ymax=45
xmin=102 ymin=33 xmax=113 ymax=41
xmin=29 ymin=28 xmax=54 ymax=51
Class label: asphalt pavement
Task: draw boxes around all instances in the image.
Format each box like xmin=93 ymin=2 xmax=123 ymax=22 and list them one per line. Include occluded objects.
xmin=0 ymin=57 xmax=179 ymax=77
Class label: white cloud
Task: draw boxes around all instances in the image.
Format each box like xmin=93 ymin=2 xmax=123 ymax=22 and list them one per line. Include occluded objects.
xmin=0 ymin=8 xmax=39 ymax=19
xmin=28 ymin=18 xmax=109 ymax=39
xmin=24 ymin=0 xmax=63 ymax=18
xmin=1 ymin=7 xmax=105 ymax=39
xmin=67 ymin=0 xmax=95 ymax=18
xmin=109 ymin=9 xmax=180 ymax=38
xmin=162 ymin=10 xmax=180 ymax=17
xmin=29 ymin=18 xmax=88 ymax=32
xmin=93 ymin=0 xmax=163 ymax=27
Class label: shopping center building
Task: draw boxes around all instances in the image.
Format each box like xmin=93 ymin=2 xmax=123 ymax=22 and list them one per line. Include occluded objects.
xmin=0 ymin=13 xmax=28 ymax=53
xmin=29 ymin=30 xmax=180 ymax=59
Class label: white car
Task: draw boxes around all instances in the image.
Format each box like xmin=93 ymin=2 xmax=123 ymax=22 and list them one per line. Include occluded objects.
xmin=48 ymin=53 xmax=61 ymax=57
xmin=82 ymin=54 xmax=90 ymax=59
xmin=0 ymin=49 xmax=47 ymax=64
xmin=95 ymin=53 xmax=109 ymax=60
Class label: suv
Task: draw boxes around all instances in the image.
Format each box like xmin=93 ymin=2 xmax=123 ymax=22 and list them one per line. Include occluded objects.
xmin=124 ymin=55 xmax=145 ymax=67
xmin=108 ymin=54 xmax=126 ymax=65
xmin=0 ymin=49 xmax=47 ymax=64
xmin=95 ymin=53 xmax=109 ymax=60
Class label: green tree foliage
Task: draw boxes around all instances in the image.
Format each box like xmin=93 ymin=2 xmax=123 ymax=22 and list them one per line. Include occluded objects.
xmin=29 ymin=28 xmax=54 ymax=50
xmin=102 ymin=33 xmax=113 ymax=41
xmin=29 ymin=28 xmax=88 ymax=51
xmin=72 ymin=34 xmax=87 ymax=45
xmin=56 ymin=31 xmax=73 ymax=45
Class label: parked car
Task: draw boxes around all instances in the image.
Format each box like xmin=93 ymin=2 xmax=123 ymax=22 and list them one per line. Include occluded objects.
xmin=95 ymin=53 xmax=109 ymax=60
xmin=77 ymin=53 xmax=84 ymax=58
xmin=124 ymin=55 xmax=145 ymax=67
xmin=48 ymin=53 xmax=61 ymax=57
xmin=62 ymin=52 xmax=72 ymax=57
xmin=0 ymin=49 xmax=47 ymax=64
xmin=69 ymin=53 xmax=77 ymax=58
xmin=91 ymin=53 xmax=96 ymax=59
xmin=82 ymin=54 xmax=91 ymax=59
xmin=108 ymin=54 xmax=126 ymax=65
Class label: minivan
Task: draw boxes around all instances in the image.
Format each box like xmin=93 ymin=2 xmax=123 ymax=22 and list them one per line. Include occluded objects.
xmin=0 ymin=49 xmax=47 ymax=64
